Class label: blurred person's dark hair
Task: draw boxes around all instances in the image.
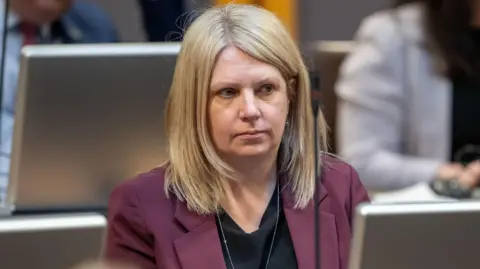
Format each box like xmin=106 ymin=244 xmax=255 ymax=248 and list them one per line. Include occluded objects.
xmin=393 ymin=0 xmax=479 ymax=80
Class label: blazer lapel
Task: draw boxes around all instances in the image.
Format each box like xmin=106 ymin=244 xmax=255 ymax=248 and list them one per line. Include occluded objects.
xmin=283 ymin=183 xmax=340 ymax=269
xmin=173 ymin=200 xmax=227 ymax=269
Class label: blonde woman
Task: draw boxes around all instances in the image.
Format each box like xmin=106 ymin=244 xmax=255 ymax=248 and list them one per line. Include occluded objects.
xmin=105 ymin=4 xmax=369 ymax=269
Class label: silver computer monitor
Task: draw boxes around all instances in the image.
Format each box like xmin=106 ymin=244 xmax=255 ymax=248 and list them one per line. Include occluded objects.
xmin=7 ymin=43 xmax=180 ymax=209
xmin=0 ymin=213 xmax=106 ymax=269
xmin=349 ymin=201 xmax=480 ymax=269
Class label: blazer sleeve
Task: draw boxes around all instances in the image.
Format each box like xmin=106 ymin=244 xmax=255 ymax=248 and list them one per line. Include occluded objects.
xmin=104 ymin=182 xmax=156 ymax=269
xmin=335 ymin=11 xmax=442 ymax=192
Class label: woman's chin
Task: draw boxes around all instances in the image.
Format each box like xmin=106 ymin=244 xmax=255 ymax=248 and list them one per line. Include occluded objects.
xmin=231 ymin=145 xmax=275 ymax=157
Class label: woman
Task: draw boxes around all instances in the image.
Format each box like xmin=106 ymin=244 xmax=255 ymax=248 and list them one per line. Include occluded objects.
xmin=105 ymin=4 xmax=369 ymax=269
xmin=336 ymin=0 xmax=480 ymax=202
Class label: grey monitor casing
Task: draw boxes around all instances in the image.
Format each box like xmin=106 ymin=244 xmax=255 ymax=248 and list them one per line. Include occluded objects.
xmin=349 ymin=201 xmax=480 ymax=269
xmin=0 ymin=213 xmax=106 ymax=269
xmin=7 ymin=43 xmax=180 ymax=209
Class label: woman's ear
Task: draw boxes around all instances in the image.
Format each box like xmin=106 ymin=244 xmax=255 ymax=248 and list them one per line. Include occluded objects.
xmin=287 ymin=77 xmax=297 ymax=101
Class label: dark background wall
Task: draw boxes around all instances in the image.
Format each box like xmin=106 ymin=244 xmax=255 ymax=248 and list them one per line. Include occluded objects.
xmin=92 ymin=0 xmax=212 ymax=42
xmin=92 ymin=0 xmax=390 ymax=43
xmin=299 ymin=0 xmax=389 ymax=42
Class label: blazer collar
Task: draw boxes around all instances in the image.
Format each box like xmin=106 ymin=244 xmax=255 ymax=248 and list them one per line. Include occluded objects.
xmin=58 ymin=15 xmax=84 ymax=43
xmin=172 ymin=171 xmax=330 ymax=228
xmin=173 ymin=196 xmax=225 ymax=269
xmin=41 ymin=17 xmax=84 ymax=44
xmin=172 ymin=171 xmax=332 ymax=269
xmin=280 ymin=169 xmax=339 ymax=269
xmin=280 ymin=170 xmax=328 ymax=209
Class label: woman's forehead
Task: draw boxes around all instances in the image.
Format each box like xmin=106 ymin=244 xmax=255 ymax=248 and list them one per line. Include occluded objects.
xmin=210 ymin=47 xmax=284 ymax=86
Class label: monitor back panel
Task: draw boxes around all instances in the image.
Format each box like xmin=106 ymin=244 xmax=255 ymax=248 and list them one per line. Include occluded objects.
xmin=349 ymin=202 xmax=480 ymax=269
xmin=9 ymin=43 xmax=179 ymax=208
xmin=0 ymin=213 xmax=106 ymax=269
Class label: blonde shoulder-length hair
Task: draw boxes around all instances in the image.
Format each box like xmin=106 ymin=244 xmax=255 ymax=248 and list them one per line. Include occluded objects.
xmin=165 ymin=4 xmax=328 ymax=215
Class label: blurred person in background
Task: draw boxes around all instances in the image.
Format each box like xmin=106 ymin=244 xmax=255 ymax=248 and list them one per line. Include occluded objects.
xmin=105 ymin=4 xmax=369 ymax=269
xmin=0 ymin=0 xmax=118 ymax=201
xmin=336 ymin=0 xmax=480 ymax=202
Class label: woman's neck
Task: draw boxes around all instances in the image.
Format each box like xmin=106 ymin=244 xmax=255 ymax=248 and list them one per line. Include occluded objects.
xmin=221 ymin=165 xmax=277 ymax=233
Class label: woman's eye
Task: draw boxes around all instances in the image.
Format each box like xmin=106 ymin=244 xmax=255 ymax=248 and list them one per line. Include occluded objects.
xmin=258 ymin=84 xmax=275 ymax=94
xmin=218 ymin=88 xmax=237 ymax=98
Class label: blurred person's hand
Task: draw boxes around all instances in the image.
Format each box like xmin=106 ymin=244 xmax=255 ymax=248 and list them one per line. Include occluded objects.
xmin=431 ymin=162 xmax=480 ymax=199
xmin=457 ymin=161 xmax=480 ymax=188
xmin=435 ymin=163 xmax=464 ymax=182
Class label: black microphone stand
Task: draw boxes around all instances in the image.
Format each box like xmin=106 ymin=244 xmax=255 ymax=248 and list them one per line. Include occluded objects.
xmin=311 ymin=72 xmax=321 ymax=269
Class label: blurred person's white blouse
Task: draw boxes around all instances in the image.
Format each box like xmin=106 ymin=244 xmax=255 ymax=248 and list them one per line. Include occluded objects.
xmin=335 ymin=3 xmax=454 ymax=203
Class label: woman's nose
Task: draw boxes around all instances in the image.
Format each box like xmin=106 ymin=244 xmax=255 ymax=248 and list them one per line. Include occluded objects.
xmin=238 ymin=90 xmax=261 ymax=120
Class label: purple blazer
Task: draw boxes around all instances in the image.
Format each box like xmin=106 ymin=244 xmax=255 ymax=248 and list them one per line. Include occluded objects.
xmin=104 ymin=156 xmax=370 ymax=269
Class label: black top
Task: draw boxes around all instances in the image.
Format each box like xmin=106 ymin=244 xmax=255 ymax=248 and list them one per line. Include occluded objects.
xmin=430 ymin=58 xmax=480 ymax=198
xmin=215 ymin=185 xmax=298 ymax=269
xmin=429 ymin=28 xmax=480 ymax=198
xmin=450 ymin=30 xmax=480 ymax=164
xmin=451 ymin=78 xmax=480 ymax=164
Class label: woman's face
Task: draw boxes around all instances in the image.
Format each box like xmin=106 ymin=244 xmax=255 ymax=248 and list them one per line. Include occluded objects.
xmin=208 ymin=46 xmax=290 ymax=162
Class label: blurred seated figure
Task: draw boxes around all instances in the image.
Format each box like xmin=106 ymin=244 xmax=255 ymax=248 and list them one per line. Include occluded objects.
xmin=0 ymin=0 xmax=118 ymax=202
xmin=137 ymin=0 xmax=185 ymax=41
xmin=336 ymin=0 xmax=480 ymax=202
